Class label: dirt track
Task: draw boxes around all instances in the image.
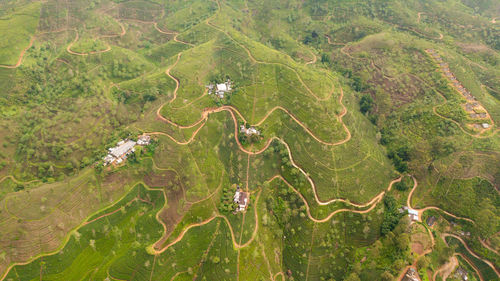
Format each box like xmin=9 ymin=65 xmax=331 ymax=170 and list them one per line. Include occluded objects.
xmin=141 ymin=0 xmax=404 ymax=260
xmin=0 ymin=175 xmax=39 ymax=185
xmin=417 ymin=12 xmax=425 ymax=23
xmin=153 ymin=23 xmax=194 ymax=46
xmin=410 ymin=71 xmax=499 ymax=138
xmin=478 ymin=237 xmax=499 ymax=255
xmin=0 ymin=37 xmax=35 ymax=69
xmin=406 ymin=176 xmax=475 ymax=223
xmin=442 ymin=233 xmax=500 ymax=278
xmin=3 ymin=0 xmax=496 ymax=279
xmin=66 ymin=17 xmax=126 ymax=56
xmin=305 ymin=49 xmax=317 ymax=65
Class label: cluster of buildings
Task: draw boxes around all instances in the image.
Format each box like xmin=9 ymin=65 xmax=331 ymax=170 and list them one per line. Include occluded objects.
xmin=240 ymin=125 xmax=261 ymax=136
xmin=426 ymin=49 xmax=491 ymax=130
xmin=207 ymin=80 xmax=232 ymax=99
xmin=233 ymin=185 xmax=249 ymax=212
xmin=103 ymin=135 xmax=151 ymax=166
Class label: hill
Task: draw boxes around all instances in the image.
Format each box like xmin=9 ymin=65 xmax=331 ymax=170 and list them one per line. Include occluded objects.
xmin=0 ymin=0 xmax=499 ymax=280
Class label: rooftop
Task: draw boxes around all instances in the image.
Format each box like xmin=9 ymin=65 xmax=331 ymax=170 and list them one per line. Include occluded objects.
xmin=109 ymin=140 xmax=136 ymax=158
xmin=216 ymin=83 xmax=228 ymax=92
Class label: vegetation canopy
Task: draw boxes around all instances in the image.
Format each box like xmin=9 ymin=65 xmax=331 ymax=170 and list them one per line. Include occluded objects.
xmin=0 ymin=0 xmax=499 ymax=280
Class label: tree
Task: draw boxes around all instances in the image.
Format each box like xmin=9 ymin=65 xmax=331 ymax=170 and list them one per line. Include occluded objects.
xmin=359 ymin=94 xmax=374 ymax=113
xmin=417 ymin=256 xmax=429 ymax=269
xmin=476 ymin=208 xmax=498 ymax=237
xmin=343 ymin=273 xmax=360 ymax=281
xmin=321 ymin=53 xmax=331 ymax=63
xmin=380 ymin=271 xmax=394 ymax=281
xmin=394 ymin=178 xmax=410 ymax=191
xmin=396 ymin=233 xmax=410 ymax=251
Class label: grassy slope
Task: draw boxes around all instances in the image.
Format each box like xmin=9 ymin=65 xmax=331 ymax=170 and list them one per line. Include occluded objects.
xmin=0 ymin=2 xmax=41 ymax=65
xmin=0 ymin=0 xmax=499 ymax=280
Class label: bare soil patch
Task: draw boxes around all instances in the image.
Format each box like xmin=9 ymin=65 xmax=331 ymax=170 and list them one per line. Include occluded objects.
xmin=153 ymin=185 xmax=191 ymax=249
xmin=457 ymin=43 xmax=494 ymax=54
xmin=411 ymin=242 xmax=424 ymax=255
xmin=440 ymin=256 xmax=459 ymax=281
xmin=143 ymin=170 xmax=178 ymax=188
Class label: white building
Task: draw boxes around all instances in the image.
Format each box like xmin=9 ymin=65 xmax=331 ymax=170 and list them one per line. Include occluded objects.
xmin=137 ymin=135 xmax=151 ymax=146
xmin=482 ymin=123 xmax=490 ymax=129
xmin=233 ymin=186 xmax=249 ymax=212
xmin=103 ymin=139 xmax=137 ymax=166
xmin=408 ymin=208 xmax=419 ymax=221
xmin=216 ymin=83 xmax=229 ymax=92
xmin=240 ymin=125 xmax=260 ymax=136
xmin=215 ymin=80 xmax=232 ymax=98
xmin=400 ymin=206 xmax=419 ymax=221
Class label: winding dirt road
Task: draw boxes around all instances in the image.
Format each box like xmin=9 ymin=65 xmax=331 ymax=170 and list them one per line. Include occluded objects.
xmin=305 ymin=49 xmax=317 ymax=65
xmin=441 ymin=233 xmax=500 ymax=279
xmin=205 ymin=10 xmax=333 ymax=102
xmin=270 ymin=174 xmax=402 ymax=223
xmin=425 ymin=50 xmax=498 ymax=137
xmin=66 ymin=19 xmax=125 ymax=56
xmin=478 ymin=237 xmax=499 ymax=256
xmin=406 ymin=176 xmax=475 ymax=224
xmin=152 ymin=189 xmax=261 ymax=255
xmin=0 ymin=37 xmax=35 ymax=69
xmin=324 ymin=34 xmax=345 ymax=46
xmin=153 ymin=23 xmax=194 ymax=46
xmin=410 ymin=71 xmax=499 ymax=138
xmin=0 ymin=175 xmax=39 ymax=185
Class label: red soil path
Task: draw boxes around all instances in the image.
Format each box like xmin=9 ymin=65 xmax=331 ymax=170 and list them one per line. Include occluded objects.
xmin=0 ymin=37 xmax=35 ymax=69
xmin=442 ymin=233 xmax=500 ymax=278
xmin=406 ymin=176 xmax=475 ymax=224
xmin=66 ymin=18 xmax=126 ymax=56
xmin=478 ymin=237 xmax=499 ymax=255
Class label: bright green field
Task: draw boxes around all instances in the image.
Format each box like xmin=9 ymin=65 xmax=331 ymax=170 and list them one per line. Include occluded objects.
xmin=0 ymin=2 xmax=40 ymax=65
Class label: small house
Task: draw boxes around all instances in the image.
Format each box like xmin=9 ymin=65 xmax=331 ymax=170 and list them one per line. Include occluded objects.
xmin=408 ymin=208 xmax=419 ymax=221
xmin=137 ymin=135 xmax=151 ymax=146
xmin=240 ymin=125 xmax=260 ymax=136
xmin=454 ymin=267 xmax=468 ymax=281
xmin=216 ymin=83 xmax=228 ymax=92
xmin=482 ymin=123 xmax=490 ymax=129
xmin=426 ymin=216 xmax=437 ymax=227
xmin=206 ymin=84 xmax=214 ymax=93
xmin=399 ymin=206 xmax=419 ymax=221
xmin=215 ymin=80 xmax=232 ymax=98
xmin=233 ymin=186 xmax=249 ymax=212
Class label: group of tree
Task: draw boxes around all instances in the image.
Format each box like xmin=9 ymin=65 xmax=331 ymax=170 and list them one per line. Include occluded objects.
xmin=218 ymin=184 xmax=239 ymax=213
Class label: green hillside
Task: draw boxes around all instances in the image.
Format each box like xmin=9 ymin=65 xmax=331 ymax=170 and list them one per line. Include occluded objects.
xmin=0 ymin=0 xmax=499 ymax=280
